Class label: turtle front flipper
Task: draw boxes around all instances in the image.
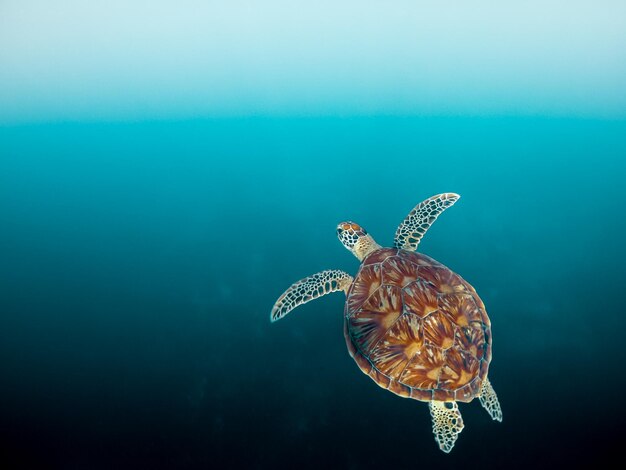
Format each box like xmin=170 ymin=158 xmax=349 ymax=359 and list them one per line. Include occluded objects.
xmin=429 ymin=400 xmax=464 ymax=453
xmin=394 ymin=193 xmax=460 ymax=252
xmin=479 ymin=377 xmax=503 ymax=422
xmin=270 ymin=270 xmax=353 ymax=322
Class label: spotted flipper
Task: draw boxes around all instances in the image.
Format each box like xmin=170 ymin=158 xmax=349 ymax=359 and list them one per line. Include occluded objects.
xmin=479 ymin=377 xmax=503 ymax=422
xmin=429 ymin=401 xmax=464 ymax=453
xmin=270 ymin=270 xmax=353 ymax=322
xmin=394 ymin=193 xmax=460 ymax=252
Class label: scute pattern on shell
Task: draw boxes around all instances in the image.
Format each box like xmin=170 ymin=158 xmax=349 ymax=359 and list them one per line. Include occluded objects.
xmin=345 ymin=248 xmax=491 ymax=403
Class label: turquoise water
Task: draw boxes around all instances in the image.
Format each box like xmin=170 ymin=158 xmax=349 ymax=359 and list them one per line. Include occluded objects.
xmin=1 ymin=117 xmax=624 ymax=467
xmin=2 ymin=0 xmax=626 ymax=467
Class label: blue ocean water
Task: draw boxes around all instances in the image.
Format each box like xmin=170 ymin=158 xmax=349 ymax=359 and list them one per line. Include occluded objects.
xmin=1 ymin=117 xmax=624 ymax=468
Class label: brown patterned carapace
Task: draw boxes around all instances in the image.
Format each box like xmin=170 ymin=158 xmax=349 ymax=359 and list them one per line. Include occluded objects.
xmin=345 ymin=248 xmax=491 ymax=403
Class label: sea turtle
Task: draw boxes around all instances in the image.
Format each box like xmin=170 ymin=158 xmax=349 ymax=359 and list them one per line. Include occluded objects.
xmin=270 ymin=193 xmax=502 ymax=453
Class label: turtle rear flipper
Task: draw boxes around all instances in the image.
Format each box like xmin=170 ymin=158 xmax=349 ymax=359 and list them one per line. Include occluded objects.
xmin=479 ymin=377 xmax=503 ymax=422
xmin=429 ymin=400 xmax=464 ymax=453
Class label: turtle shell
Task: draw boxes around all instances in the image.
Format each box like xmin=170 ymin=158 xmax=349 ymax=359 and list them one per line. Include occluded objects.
xmin=344 ymin=248 xmax=492 ymax=403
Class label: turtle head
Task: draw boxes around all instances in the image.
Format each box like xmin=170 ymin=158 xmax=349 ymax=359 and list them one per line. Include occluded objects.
xmin=337 ymin=221 xmax=381 ymax=262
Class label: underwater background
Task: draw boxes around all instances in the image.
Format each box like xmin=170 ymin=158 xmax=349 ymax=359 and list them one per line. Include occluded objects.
xmin=1 ymin=1 xmax=625 ymax=469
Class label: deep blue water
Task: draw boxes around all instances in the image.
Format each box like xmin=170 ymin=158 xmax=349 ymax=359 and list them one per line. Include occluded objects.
xmin=1 ymin=117 xmax=625 ymax=468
